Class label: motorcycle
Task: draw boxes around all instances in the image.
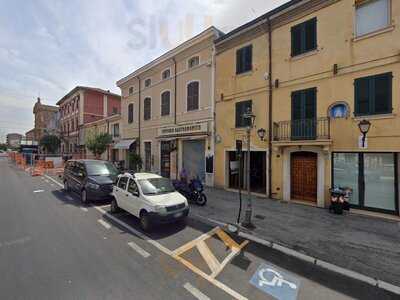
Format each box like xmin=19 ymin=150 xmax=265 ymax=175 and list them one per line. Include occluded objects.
xmin=329 ymin=186 xmax=351 ymax=215
xmin=172 ymin=178 xmax=207 ymax=206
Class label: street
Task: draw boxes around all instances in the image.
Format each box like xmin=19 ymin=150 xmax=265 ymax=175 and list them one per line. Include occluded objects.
xmin=0 ymin=157 xmax=397 ymax=300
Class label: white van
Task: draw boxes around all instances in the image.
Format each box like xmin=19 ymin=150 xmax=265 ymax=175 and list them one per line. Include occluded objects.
xmin=111 ymin=172 xmax=189 ymax=231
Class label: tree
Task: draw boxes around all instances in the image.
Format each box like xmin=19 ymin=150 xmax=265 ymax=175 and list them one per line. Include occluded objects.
xmin=0 ymin=143 xmax=7 ymax=151
xmin=85 ymin=132 xmax=113 ymax=159
xmin=128 ymin=152 xmax=142 ymax=172
xmin=40 ymin=135 xmax=61 ymax=154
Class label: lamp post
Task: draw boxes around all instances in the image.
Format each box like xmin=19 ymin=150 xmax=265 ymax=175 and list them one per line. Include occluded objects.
xmin=358 ymin=119 xmax=371 ymax=148
xmin=242 ymin=107 xmax=256 ymax=228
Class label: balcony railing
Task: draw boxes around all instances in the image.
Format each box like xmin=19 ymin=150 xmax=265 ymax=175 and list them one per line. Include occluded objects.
xmin=273 ymin=117 xmax=330 ymax=141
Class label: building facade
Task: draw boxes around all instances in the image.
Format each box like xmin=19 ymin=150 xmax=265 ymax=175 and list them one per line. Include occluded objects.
xmin=83 ymin=114 xmax=121 ymax=161
xmin=57 ymin=86 xmax=121 ymax=157
xmin=32 ymin=97 xmax=59 ymax=144
xmin=213 ymin=0 xmax=400 ymax=216
xmin=117 ymin=27 xmax=222 ymax=185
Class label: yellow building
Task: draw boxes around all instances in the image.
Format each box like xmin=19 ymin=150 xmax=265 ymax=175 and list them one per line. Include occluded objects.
xmin=117 ymin=27 xmax=222 ymax=185
xmin=215 ymin=0 xmax=400 ymax=216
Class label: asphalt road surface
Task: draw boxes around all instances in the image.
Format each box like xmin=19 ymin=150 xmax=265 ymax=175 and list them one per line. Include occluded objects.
xmin=0 ymin=157 xmax=397 ymax=300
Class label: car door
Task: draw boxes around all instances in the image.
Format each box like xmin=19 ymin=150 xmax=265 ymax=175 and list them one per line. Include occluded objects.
xmin=68 ymin=161 xmax=78 ymax=191
xmin=126 ymin=179 xmax=141 ymax=217
xmin=75 ymin=162 xmax=86 ymax=192
xmin=115 ymin=176 xmax=129 ymax=211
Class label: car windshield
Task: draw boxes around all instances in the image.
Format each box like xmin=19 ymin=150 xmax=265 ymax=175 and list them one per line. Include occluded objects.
xmin=138 ymin=178 xmax=175 ymax=195
xmin=85 ymin=161 xmax=119 ymax=176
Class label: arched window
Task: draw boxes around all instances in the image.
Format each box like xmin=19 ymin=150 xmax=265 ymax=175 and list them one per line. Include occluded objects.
xmin=161 ymin=91 xmax=170 ymax=116
xmin=162 ymin=69 xmax=171 ymax=80
xmin=187 ymin=81 xmax=199 ymax=111
xmin=128 ymin=103 xmax=134 ymax=123
xmin=144 ymin=78 xmax=151 ymax=88
xmin=144 ymin=97 xmax=151 ymax=120
xmin=188 ymin=56 xmax=199 ymax=69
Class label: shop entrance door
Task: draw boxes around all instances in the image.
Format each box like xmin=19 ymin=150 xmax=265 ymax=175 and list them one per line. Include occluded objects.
xmin=160 ymin=141 xmax=171 ymax=178
xmin=291 ymin=152 xmax=317 ymax=202
xmin=182 ymin=140 xmax=205 ymax=182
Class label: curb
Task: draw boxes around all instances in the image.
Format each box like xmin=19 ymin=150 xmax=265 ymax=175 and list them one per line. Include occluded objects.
xmin=191 ymin=213 xmax=400 ymax=296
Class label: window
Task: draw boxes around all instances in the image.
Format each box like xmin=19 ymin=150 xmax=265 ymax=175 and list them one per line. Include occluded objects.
xmin=161 ymin=91 xmax=170 ymax=116
xmin=162 ymin=69 xmax=171 ymax=80
xmin=236 ymin=45 xmax=252 ymax=74
xmin=128 ymin=179 xmax=139 ymax=195
xmin=354 ymin=72 xmax=392 ymax=116
xmin=112 ymin=107 xmax=118 ymax=114
xmin=356 ymin=0 xmax=389 ymax=37
xmin=235 ymin=100 xmax=252 ymax=128
xmin=128 ymin=103 xmax=134 ymax=123
xmin=112 ymin=124 xmax=120 ymax=137
xmin=144 ymin=78 xmax=151 ymax=88
xmin=117 ymin=176 xmax=128 ymax=190
xmin=144 ymin=97 xmax=151 ymax=120
xmin=144 ymin=142 xmax=151 ymax=171
xmin=129 ymin=86 xmax=134 ymax=95
xmin=188 ymin=56 xmax=199 ymax=68
xmin=291 ymin=17 xmax=317 ymax=57
xmin=187 ymin=82 xmax=199 ymax=111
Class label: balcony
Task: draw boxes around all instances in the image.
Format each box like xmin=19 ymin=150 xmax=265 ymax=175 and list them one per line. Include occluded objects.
xmin=273 ymin=117 xmax=330 ymax=144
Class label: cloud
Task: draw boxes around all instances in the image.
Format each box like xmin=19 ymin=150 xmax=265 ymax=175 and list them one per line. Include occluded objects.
xmin=0 ymin=0 xmax=285 ymax=140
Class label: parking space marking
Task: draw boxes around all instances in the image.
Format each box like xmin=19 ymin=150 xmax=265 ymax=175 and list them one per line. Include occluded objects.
xmin=80 ymin=207 xmax=88 ymax=212
xmin=128 ymin=241 xmax=150 ymax=258
xmin=183 ymin=283 xmax=210 ymax=300
xmin=98 ymin=219 xmax=111 ymax=229
xmin=33 ymin=190 xmax=44 ymax=193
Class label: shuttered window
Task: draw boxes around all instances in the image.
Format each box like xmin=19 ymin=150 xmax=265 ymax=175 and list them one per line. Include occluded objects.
xmin=128 ymin=103 xmax=134 ymax=123
xmin=187 ymin=82 xmax=199 ymax=111
xmin=236 ymin=45 xmax=252 ymax=74
xmin=354 ymin=72 xmax=392 ymax=116
xmin=144 ymin=97 xmax=151 ymax=120
xmin=161 ymin=91 xmax=170 ymax=116
xmin=235 ymin=100 xmax=252 ymax=128
xmin=291 ymin=18 xmax=317 ymax=57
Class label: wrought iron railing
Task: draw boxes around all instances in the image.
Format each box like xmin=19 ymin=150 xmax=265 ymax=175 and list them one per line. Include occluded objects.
xmin=273 ymin=117 xmax=330 ymax=141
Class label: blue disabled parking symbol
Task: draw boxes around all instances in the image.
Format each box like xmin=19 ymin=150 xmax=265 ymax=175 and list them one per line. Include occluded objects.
xmin=250 ymin=263 xmax=300 ymax=300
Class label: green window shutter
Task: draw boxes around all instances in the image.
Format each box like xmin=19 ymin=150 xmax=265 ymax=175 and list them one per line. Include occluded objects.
xmin=373 ymin=72 xmax=392 ymax=114
xmin=291 ymin=25 xmax=302 ymax=56
xmin=305 ymin=88 xmax=317 ymax=120
xmin=354 ymin=77 xmax=370 ymax=115
xmin=244 ymin=45 xmax=252 ymax=72
xmin=236 ymin=49 xmax=242 ymax=74
xmin=305 ymin=18 xmax=317 ymax=51
xmin=291 ymin=91 xmax=303 ymax=120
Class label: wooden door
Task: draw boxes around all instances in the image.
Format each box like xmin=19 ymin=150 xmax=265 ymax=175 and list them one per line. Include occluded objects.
xmin=291 ymin=152 xmax=317 ymax=202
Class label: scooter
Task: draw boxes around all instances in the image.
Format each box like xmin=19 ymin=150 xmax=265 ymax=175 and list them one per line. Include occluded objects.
xmin=329 ymin=186 xmax=351 ymax=215
xmin=172 ymin=178 xmax=207 ymax=206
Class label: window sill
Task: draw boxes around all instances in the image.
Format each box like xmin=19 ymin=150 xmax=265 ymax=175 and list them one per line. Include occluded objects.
xmin=290 ymin=49 xmax=319 ymax=61
xmin=236 ymin=70 xmax=253 ymax=78
xmin=353 ymin=113 xmax=395 ymax=121
xmin=352 ymin=25 xmax=395 ymax=42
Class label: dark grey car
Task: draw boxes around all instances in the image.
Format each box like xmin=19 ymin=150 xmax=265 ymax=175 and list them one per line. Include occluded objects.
xmin=63 ymin=159 xmax=119 ymax=203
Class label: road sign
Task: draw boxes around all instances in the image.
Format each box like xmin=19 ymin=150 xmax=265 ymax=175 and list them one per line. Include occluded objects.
xmin=250 ymin=263 xmax=300 ymax=300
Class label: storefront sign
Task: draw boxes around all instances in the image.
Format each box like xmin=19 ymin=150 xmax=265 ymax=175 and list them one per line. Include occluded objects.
xmin=158 ymin=122 xmax=208 ymax=137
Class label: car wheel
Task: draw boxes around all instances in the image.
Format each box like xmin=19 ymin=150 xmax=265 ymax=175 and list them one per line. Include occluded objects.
xmin=140 ymin=211 xmax=152 ymax=232
xmin=81 ymin=189 xmax=88 ymax=204
xmin=110 ymin=197 xmax=119 ymax=214
xmin=64 ymin=180 xmax=70 ymax=192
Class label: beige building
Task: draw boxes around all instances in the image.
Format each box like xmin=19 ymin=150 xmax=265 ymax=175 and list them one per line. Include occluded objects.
xmin=117 ymin=27 xmax=223 ymax=185
xmin=83 ymin=114 xmax=121 ymax=161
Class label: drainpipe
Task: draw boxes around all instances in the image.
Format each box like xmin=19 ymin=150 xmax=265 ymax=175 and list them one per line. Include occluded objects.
xmin=136 ymin=76 xmax=141 ymax=158
xmin=267 ymin=17 xmax=273 ymax=199
xmin=172 ymin=57 xmax=178 ymax=179
xmin=211 ymin=44 xmax=216 ymax=187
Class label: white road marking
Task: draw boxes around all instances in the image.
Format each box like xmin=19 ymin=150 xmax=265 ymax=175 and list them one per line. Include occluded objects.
xmin=33 ymin=190 xmax=44 ymax=193
xmin=183 ymin=283 xmax=210 ymax=300
xmin=43 ymin=175 xmax=63 ymax=187
xmin=80 ymin=207 xmax=88 ymax=212
xmin=128 ymin=241 xmax=150 ymax=258
xmin=98 ymin=219 xmax=111 ymax=229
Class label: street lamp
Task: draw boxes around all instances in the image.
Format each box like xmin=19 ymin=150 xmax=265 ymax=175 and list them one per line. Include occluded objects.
xmin=242 ymin=107 xmax=256 ymax=228
xmin=358 ymin=119 xmax=371 ymax=148
xmin=257 ymin=128 xmax=267 ymax=141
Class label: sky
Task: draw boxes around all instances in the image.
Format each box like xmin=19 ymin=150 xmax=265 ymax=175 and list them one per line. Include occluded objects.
xmin=0 ymin=0 xmax=287 ymax=142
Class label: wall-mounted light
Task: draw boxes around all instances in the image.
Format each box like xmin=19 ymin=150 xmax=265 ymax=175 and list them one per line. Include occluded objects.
xmin=257 ymin=128 xmax=267 ymax=141
xmin=358 ymin=119 xmax=371 ymax=148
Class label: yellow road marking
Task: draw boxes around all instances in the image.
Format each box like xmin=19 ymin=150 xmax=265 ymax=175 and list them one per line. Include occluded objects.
xmin=172 ymin=227 xmax=220 ymax=256
xmin=196 ymin=240 xmax=220 ymax=274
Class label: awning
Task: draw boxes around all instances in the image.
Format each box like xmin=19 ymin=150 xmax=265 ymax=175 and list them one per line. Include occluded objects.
xmin=113 ymin=139 xmax=136 ymax=150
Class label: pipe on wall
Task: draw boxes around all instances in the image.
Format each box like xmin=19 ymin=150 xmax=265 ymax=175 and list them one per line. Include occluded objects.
xmin=267 ymin=17 xmax=273 ymax=199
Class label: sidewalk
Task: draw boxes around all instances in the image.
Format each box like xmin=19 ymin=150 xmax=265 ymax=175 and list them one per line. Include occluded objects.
xmin=190 ymin=187 xmax=400 ymax=287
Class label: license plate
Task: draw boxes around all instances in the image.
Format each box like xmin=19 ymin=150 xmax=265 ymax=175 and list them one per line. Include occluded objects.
xmin=174 ymin=212 xmax=183 ymax=218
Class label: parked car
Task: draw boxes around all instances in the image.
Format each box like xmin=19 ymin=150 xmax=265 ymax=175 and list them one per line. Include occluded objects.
xmin=111 ymin=172 xmax=189 ymax=231
xmin=0 ymin=150 xmax=7 ymax=157
xmin=63 ymin=159 xmax=119 ymax=203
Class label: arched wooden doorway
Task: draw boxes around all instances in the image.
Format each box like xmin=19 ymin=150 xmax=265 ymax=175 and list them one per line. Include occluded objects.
xmin=291 ymin=151 xmax=317 ymax=202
